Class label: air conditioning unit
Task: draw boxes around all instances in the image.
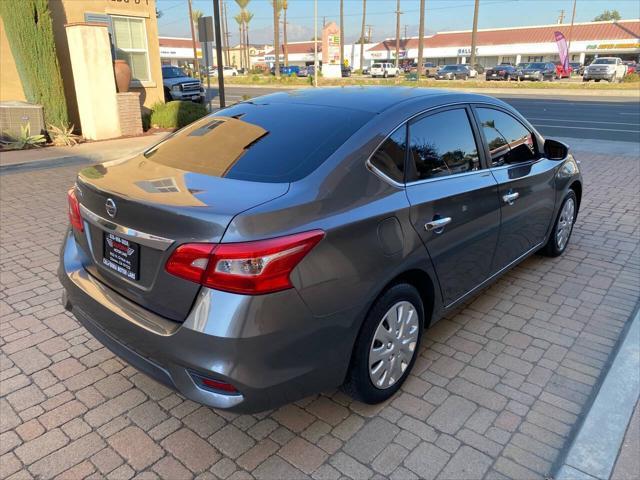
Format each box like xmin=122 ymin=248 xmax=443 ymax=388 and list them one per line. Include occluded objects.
xmin=0 ymin=101 xmax=45 ymax=138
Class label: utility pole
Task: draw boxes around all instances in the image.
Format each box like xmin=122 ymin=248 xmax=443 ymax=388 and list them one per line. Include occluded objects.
xmin=395 ymin=0 xmax=401 ymax=68
xmin=314 ymin=0 xmax=318 ymax=87
xmin=416 ymin=0 xmax=425 ymax=80
xmin=469 ymin=0 xmax=480 ymax=68
xmin=567 ymin=0 xmax=577 ymax=62
xmin=404 ymin=25 xmax=408 ymax=40
xmin=366 ymin=25 xmax=373 ymax=43
xmin=212 ymin=0 xmax=225 ymax=107
xmin=340 ymin=0 xmax=344 ymax=68
xmin=222 ymin=0 xmax=230 ymax=65
xmin=187 ymin=0 xmax=199 ymax=75
xmin=359 ymin=0 xmax=366 ymax=73
xmin=557 ymin=9 xmax=565 ymax=24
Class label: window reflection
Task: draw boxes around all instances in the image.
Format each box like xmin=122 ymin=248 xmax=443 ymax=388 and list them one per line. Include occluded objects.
xmin=477 ymin=108 xmax=537 ymax=167
xmin=408 ymin=109 xmax=480 ymax=181
xmin=371 ymin=127 xmax=407 ymax=182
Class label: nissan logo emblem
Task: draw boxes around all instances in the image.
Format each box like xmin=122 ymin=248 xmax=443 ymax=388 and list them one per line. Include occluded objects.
xmin=105 ymin=198 xmax=117 ymax=218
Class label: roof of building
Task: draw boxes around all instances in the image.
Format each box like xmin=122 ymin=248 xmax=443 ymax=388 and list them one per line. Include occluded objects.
xmin=159 ymin=37 xmax=201 ymax=48
xmin=370 ymin=19 xmax=640 ymax=51
xmin=265 ymin=41 xmax=322 ymax=55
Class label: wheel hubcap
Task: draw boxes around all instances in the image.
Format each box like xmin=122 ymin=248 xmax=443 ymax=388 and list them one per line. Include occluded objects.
xmin=369 ymin=301 xmax=419 ymax=389
xmin=556 ymin=197 xmax=575 ymax=250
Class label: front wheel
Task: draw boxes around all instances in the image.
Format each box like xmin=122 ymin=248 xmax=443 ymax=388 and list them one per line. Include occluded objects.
xmin=541 ymin=190 xmax=577 ymax=257
xmin=342 ymin=284 xmax=424 ymax=404
xmin=383 ymin=72 xmax=388 ymax=78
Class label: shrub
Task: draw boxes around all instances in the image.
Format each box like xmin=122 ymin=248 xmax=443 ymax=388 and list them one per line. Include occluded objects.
xmin=622 ymin=73 xmax=640 ymax=83
xmin=149 ymin=101 xmax=207 ymax=129
xmin=48 ymin=124 xmax=81 ymax=146
xmin=0 ymin=123 xmax=46 ymax=150
xmin=0 ymin=0 xmax=69 ymax=128
xmin=141 ymin=112 xmax=151 ymax=131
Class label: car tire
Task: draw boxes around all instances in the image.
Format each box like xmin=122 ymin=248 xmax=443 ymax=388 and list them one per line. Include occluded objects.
xmin=463 ymin=75 xmax=468 ymax=81
xmin=342 ymin=283 xmax=424 ymax=404
xmin=595 ymin=79 xmax=601 ymax=82
xmin=505 ymin=74 xmax=511 ymax=81
xmin=541 ymin=190 xmax=577 ymax=258
xmin=383 ymin=72 xmax=388 ymax=78
xmin=164 ymin=87 xmax=172 ymax=102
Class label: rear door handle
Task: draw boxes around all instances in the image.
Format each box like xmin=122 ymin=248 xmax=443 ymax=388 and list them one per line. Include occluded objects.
xmin=502 ymin=191 xmax=520 ymax=205
xmin=424 ymin=217 xmax=452 ymax=233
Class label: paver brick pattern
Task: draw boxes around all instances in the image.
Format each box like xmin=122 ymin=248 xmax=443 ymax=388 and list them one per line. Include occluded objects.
xmin=1 ymin=150 xmax=638 ymax=480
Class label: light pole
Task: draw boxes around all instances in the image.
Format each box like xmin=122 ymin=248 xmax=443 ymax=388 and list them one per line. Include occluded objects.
xmin=469 ymin=0 xmax=480 ymax=68
xmin=213 ymin=0 xmax=225 ymax=107
xmin=314 ymin=0 xmax=318 ymax=87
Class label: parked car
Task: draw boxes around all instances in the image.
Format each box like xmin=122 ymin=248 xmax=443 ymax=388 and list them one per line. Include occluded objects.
xmin=554 ymin=62 xmax=573 ymax=79
xmin=517 ymin=62 xmax=556 ymax=81
xmin=415 ymin=62 xmax=440 ymax=77
xmin=459 ymin=64 xmax=479 ymax=78
xmin=623 ymin=61 xmax=637 ymax=74
xmin=297 ymin=65 xmax=315 ymax=77
xmin=271 ymin=65 xmax=300 ymax=76
xmin=60 ymin=87 xmax=582 ymax=413
xmin=212 ymin=66 xmax=238 ymax=77
xmin=362 ymin=66 xmax=370 ymax=75
xmin=370 ymin=62 xmax=400 ymax=78
xmin=342 ymin=65 xmax=352 ymax=77
xmin=583 ymin=57 xmax=627 ymax=82
xmin=435 ymin=65 xmax=472 ymax=80
xmin=161 ymin=66 xmax=205 ymax=103
xmin=485 ymin=65 xmax=519 ymax=81
xmin=569 ymin=62 xmax=584 ymax=75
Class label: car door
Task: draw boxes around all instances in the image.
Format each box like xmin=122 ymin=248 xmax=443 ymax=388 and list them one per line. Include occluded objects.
xmin=473 ymin=106 xmax=557 ymax=273
xmin=405 ymin=106 xmax=501 ymax=306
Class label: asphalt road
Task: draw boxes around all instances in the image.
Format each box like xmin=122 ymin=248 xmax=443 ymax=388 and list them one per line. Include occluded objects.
xmin=207 ymin=86 xmax=640 ymax=144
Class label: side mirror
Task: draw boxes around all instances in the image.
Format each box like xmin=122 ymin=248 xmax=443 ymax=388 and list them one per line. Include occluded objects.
xmin=544 ymin=138 xmax=569 ymax=160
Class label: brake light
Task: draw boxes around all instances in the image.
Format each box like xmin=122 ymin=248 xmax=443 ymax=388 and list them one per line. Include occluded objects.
xmin=67 ymin=188 xmax=84 ymax=232
xmin=165 ymin=230 xmax=325 ymax=295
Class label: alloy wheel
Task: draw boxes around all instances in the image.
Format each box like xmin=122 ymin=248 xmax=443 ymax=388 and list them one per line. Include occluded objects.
xmin=556 ymin=197 xmax=575 ymax=251
xmin=368 ymin=301 xmax=419 ymax=389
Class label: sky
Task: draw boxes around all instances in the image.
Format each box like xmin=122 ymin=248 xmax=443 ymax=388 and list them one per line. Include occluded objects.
xmin=157 ymin=0 xmax=640 ymax=45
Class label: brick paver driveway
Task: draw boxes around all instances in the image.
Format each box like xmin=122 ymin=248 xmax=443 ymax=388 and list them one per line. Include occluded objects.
xmin=1 ymin=149 xmax=638 ymax=480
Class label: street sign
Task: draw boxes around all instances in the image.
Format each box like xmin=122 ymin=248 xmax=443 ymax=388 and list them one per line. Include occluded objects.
xmin=198 ymin=16 xmax=214 ymax=43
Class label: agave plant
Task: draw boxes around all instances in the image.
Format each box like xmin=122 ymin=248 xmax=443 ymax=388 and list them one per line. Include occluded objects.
xmin=0 ymin=123 xmax=46 ymax=150
xmin=48 ymin=123 xmax=81 ymax=147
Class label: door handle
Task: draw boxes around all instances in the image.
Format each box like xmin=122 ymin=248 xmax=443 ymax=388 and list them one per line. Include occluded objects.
xmin=502 ymin=191 xmax=520 ymax=205
xmin=424 ymin=217 xmax=452 ymax=233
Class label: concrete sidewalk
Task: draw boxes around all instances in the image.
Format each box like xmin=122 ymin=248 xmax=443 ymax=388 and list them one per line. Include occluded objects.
xmin=0 ymin=132 xmax=169 ymax=173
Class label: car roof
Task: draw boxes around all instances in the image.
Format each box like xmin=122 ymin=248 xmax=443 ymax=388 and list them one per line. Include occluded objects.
xmin=248 ymin=87 xmax=501 ymax=114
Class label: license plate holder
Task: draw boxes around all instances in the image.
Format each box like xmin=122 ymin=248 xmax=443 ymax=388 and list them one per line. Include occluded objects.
xmin=103 ymin=232 xmax=140 ymax=281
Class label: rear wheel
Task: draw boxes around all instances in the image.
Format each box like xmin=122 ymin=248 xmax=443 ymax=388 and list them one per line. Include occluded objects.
xmin=383 ymin=71 xmax=388 ymax=78
xmin=541 ymin=190 xmax=577 ymax=257
xmin=343 ymin=284 xmax=424 ymax=404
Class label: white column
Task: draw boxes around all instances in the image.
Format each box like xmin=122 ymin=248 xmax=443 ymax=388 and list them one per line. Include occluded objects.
xmin=579 ymin=52 xmax=586 ymax=64
xmin=516 ymin=54 xmax=522 ymax=64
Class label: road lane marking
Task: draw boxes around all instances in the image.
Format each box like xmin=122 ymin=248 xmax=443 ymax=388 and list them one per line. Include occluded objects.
xmin=526 ymin=117 xmax=640 ymax=126
xmin=532 ymin=124 xmax=640 ymax=133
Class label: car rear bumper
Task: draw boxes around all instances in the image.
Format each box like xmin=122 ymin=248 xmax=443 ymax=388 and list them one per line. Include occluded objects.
xmin=59 ymin=230 xmax=352 ymax=413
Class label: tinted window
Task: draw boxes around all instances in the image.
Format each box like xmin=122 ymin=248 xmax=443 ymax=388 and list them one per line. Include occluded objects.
xmin=371 ymin=127 xmax=406 ymax=182
xmin=407 ymin=109 xmax=480 ymax=181
xmin=476 ymin=108 xmax=537 ymax=167
xmin=144 ymin=103 xmax=371 ymax=183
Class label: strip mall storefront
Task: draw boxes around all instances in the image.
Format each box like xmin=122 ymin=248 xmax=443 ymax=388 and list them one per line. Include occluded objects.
xmin=366 ymin=19 xmax=640 ymax=68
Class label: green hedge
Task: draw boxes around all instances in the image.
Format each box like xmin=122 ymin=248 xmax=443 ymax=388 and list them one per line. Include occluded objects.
xmin=623 ymin=73 xmax=640 ymax=83
xmin=149 ymin=101 xmax=207 ymax=129
xmin=0 ymin=0 xmax=68 ymax=128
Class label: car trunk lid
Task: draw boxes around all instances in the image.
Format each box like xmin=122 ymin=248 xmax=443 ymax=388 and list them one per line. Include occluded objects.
xmin=74 ymin=154 xmax=289 ymax=322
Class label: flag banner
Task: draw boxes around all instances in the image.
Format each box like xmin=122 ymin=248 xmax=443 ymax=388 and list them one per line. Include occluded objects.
xmin=554 ymin=31 xmax=569 ymax=73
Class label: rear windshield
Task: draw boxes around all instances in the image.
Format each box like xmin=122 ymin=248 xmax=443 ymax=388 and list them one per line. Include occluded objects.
xmin=527 ymin=63 xmax=546 ymax=69
xmin=143 ymin=102 xmax=371 ymax=183
xmin=592 ymin=58 xmax=616 ymax=65
xmin=372 ymin=63 xmax=382 ymax=68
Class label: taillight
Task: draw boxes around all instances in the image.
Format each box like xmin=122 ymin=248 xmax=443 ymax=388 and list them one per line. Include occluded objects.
xmin=165 ymin=230 xmax=325 ymax=295
xmin=67 ymin=188 xmax=83 ymax=232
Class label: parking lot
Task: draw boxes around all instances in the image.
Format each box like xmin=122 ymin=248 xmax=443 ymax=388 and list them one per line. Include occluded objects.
xmin=1 ymin=103 xmax=639 ymax=479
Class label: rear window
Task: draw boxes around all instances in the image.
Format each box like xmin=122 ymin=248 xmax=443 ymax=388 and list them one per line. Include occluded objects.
xmin=144 ymin=102 xmax=371 ymax=183
xmin=372 ymin=63 xmax=382 ymax=68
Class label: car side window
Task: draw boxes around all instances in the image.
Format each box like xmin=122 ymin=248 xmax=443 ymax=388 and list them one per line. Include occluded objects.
xmin=476 ymin=108 xmax=537 ymax=167
xmin=406 ymin=108 xmax=480 ymax=181
xmin=370 ymin=126 xmax=407 ymax=183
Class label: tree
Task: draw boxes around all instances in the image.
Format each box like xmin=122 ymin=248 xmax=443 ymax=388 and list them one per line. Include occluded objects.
xmin=469 ymin=0 xmax=479 ymax=68
xmin=272 ymin=0 xmax=283 ymax=77
xmin=359 ymin=0 xmax=367 ymax=73
xmin=234 ymin=14 xmax=244 ymax=68
xmin=283 ymin=0 xmax=289 ymax=66
xmin=187 ymin=0 xmax=199 ymax=74
xmin=245 ymin=11 xmax=254 ymax=69
xmin=416 ymin=0 xmax=425 ymax=80
xmin=0 ymin=0 xmax=68 ymax=128
xmin=192 ymin=8 xmax=204 ymax=34
xmin=235 ymin=0 xmax=249 ymax=69
xmin=593 ymin=10 xmax=621 ymax=21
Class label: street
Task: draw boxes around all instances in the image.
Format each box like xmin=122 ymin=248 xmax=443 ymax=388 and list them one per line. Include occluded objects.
xmin=208 ymin=86 xmax=640 ymax=143
xmin=1 ymin=93 xmax=639 ymax=479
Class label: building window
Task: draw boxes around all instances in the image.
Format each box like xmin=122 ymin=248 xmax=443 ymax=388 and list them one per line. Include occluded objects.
xmin=112 ymin=16 xmax=151 ymax=82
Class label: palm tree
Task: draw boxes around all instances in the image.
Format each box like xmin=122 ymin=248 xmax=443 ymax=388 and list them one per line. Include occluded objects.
xmin=272 ymin=0 xmax=283 ymax=77
xmin=416 ymin=0 xmax=425 ymax=80
xmin=359 ymin=0 xmax=366 ymax=73
xmin=192 ymin=8 xmax=204 ymax=38
xmin=340 ymin=0 xmax=344 ymax=68
xmin=235 ymin=0 xmax=250 ymax=69
xmin=244 ymin=11 xmax=254 ymax=69
xmin=282 ymin=0 xmax=289 ymax=66
xmin=187 ymin=0 xmax=200 ymax=75
xmin=234 ymin=13 xmax=244 ymax=68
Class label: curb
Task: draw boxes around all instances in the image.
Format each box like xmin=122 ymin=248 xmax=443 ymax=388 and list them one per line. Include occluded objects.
xmin=554 ymin=308 xmax=640 ymax=480
xmin=0 ymin=148 xmax=142 ymax=174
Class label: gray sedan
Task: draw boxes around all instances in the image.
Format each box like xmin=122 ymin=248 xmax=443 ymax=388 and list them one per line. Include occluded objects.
xmin=60 ymin=88 xmax=582 ymax=412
